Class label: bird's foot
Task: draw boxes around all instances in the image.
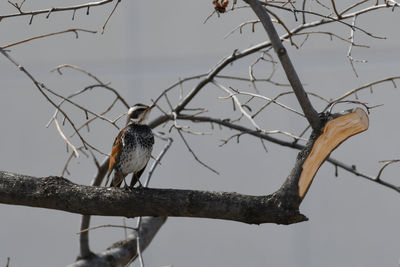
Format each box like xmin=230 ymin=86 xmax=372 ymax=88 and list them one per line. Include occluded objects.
xmin=123 ymin=184 xmax=135 ymax=191
xmin=136 ymin=180 xmax=144 ymax=188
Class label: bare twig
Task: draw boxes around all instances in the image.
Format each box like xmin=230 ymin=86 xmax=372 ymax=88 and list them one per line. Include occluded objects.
xmin=327 ymin=76 xmax=400 ymax=108
xmin=1 ymin=29 xmax=97 ymax=49
xmin=245 ymin=0 xmax=321 ymax=130
xmin=376 ymin=160 xmax=400 ymax=181
xmin=331 ymin=0 xmax=341 ymax=18
xmin=214 ymin=81 xmax=262 ymax=131
xmin=101 ymin=0 xmax=121 ymax=34
xmin=0 ymin=48 xmax=91 ymax=152
xmin=54 ymin=118 xmax=79 ymax=157
xmin=77 ymin=224 xmax=138 ymax=234
xmin=144 ymin=133 xmax=174 ymax=187
xmin=176 ymin=129 xmax=219 ymax=175
xmin=340 ymin=0 xmax=371 ymax=16
xmin=0 ymin=0 xmax=116 ymax=21
xmin=52 ymin=64 xmax=129 ymax=108
xmin=224 ymin=20 xmax=260 ymax=38
xmin=347 ymin=15 xmax=368 ymax=77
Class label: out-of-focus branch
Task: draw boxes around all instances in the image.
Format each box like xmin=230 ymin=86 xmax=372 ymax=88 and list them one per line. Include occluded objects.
xmin=72 ymin=217 xmax=167 ymax=267
xmin=79 ymin=158 xmax=109 ymax=259
xmin=245 ymin=0 xmax=321 ymax=130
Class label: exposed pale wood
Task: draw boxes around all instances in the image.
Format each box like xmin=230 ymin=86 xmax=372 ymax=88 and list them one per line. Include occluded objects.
xmin=298 ymin=108 xmax=369 ymax=198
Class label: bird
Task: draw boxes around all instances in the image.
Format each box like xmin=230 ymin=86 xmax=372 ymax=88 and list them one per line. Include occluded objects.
xmin=105 ymin=103 xmax=154 ymax=188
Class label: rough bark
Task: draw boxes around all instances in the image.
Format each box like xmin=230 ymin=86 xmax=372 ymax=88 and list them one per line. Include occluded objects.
xmin=0 ymin=171 xmax=307 ymax=225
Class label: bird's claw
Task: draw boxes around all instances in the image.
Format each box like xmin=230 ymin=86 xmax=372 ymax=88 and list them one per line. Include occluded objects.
xmin=123 ymin=184 xmax=134 ymax=191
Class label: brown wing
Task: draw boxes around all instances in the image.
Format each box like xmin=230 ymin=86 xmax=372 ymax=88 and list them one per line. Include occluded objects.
xmin=105 ymin=128 xmax=125 ymax=186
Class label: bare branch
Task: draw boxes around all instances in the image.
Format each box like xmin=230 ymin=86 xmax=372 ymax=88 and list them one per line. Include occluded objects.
xmin=101 ymin=0 xmax=121 ymax=34
xmin=72 ymin=217 xmax=167 ymax=267
xmin=79 ymin=158 xmax=109 ymax=259
xmin=0 ymin=48 xmax=91 ymax=152
xmin=245 ymin=0 xmax=321 ymax=130
xmin=331 ymin=0 xmax=341 ymax=18
xmin=176 ymin=129 xmax=219 ymax=175
xmin=78 ymin=224 xmax=138 ymax=234
xmin=0 ymin=0 xmax=116 ymax=21
xmin=327 ymin=76 xmax=400 ymax=107
xmin=1 ymin=29 xmax=97 ymax=49
xmin=347 ymin=15 xmax=368 ymax=77
xmin=54 ymin=118 xmax=79 ymax=157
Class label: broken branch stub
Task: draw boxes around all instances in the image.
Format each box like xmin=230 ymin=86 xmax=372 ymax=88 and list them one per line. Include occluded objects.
xmin=298 ymin=108 xmax=369 ymax=199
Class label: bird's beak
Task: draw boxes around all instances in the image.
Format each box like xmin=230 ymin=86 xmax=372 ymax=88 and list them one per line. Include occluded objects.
xmin=147 ymin=104 xmax=155 ymax=111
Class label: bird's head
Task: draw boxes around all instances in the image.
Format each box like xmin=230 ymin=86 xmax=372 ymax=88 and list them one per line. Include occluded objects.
xmin=126 ymin=103 xmax=154 ymax=125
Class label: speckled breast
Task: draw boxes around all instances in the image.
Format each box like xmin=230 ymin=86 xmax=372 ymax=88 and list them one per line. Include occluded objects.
xmin=116 ymin=124 xmax=154 ymax=175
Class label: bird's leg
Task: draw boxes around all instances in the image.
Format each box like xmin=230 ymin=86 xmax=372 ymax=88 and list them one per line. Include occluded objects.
xmin=136 ymin=180 xmax=144 ymax=188
xmin=123 ymin=178 xmax=135 ymax=191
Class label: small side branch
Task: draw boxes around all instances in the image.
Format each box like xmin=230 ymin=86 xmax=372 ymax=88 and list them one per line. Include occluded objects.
xmin=1 ymin=29 xmax=97 ymax=49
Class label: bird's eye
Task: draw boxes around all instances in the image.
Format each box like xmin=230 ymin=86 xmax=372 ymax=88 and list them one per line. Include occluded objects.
xmin=130 ymin=108 xmax=145 ymax=119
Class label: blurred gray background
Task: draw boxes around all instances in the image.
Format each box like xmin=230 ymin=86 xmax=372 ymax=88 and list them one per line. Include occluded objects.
xmin=1 ymin=0 xmax=400 ymax=266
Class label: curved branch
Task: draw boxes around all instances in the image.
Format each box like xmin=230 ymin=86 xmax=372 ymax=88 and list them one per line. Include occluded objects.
xmin=1 ymin=29 xmax=97 ymax=49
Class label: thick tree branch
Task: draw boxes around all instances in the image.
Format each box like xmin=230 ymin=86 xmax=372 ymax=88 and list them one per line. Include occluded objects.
xmin=245 ymin=0 xmax=321 ymax=130
xmin=0 ymin=171 xmax=307 ymax=225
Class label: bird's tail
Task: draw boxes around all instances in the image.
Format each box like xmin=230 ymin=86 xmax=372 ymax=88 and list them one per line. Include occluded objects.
xmin=109 ymin=172 xmax=125 ymax=187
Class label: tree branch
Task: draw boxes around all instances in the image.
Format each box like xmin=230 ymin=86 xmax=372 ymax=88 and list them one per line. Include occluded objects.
xmin=245 ymin=0 xmax=321 ymax=130
xmin=71 ymin=216 xmax=167 ymax=267
xmin=79 ymin=158 xmax=109 ymax=259
xmin=0 ymin=171 xmax=307 ymax=225
xmin=0 ymin=0 xmax=115 ymax=21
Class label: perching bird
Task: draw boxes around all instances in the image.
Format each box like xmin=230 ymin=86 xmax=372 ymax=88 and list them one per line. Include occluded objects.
xmin=106 ymin=103 xmax=154 ymax=188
